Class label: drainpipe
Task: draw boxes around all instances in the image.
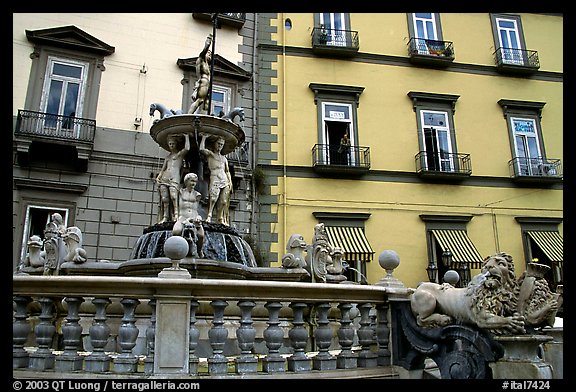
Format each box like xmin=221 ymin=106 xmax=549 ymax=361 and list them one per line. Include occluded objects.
xmin=281 ymin=13 xmax=288 ymax=261
xmin=250 ymin=13 xmax=258 ymax=237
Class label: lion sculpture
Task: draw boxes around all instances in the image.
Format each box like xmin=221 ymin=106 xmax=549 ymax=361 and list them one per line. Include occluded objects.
xmin=281 ymin=234 xmax=308 ymax=269
xmin=411 ymin=252 xmax=526 ymax=335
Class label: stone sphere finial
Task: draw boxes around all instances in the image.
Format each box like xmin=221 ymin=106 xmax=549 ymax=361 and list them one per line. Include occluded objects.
xmin=378 ymin=249 xmax=400 ymax=272
xmin=164 ymin=235 xmax=189 ymax=261
xmin=375 ymin=250 xmax=406 ymax=289
xmin=443 ymin=270 xmax=460 ymax=286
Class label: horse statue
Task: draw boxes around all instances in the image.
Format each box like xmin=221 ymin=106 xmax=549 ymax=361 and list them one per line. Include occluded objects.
xmin=220 ymin=107 xmax=245 ymax=124
xmin=149 ymin=103 xmax=184 ymax=123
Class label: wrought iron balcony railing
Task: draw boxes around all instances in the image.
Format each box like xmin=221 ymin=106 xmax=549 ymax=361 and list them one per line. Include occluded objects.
xmin=192 ymin=13 xmax=246 ymax=28
xmin=508 ymin=157 xmax=562 ymax=181
xmin=311 ymin=27 xmax=359 ymax=56
xmin=407 ymin=37 xmax=455 ymax=66
xmin=15 ymin=109 xmax=96 ymax=143
xmin=493 ymin=47 xmax=540 ymax=74
xmin=415 ymin=151 xmax=472 ymax=178
xmin=312 ymin=144 xmax=370 ymax=174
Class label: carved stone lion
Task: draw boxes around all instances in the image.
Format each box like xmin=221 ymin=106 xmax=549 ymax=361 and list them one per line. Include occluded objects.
xmin=281 ymin=234 xmax=307 ymax=269
xmin=411 ymin=252 xmax=525 ymax=335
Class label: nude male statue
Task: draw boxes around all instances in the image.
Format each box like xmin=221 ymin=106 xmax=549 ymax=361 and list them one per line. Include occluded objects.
xmin=156 ymin=134 xmax=190 ymax=223
xmin=199 ymin=133 xmax=232 ymax=225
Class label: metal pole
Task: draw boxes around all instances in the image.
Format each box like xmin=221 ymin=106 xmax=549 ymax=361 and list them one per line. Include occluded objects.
xmin=207 ymin=13 xmax=218 ymax=116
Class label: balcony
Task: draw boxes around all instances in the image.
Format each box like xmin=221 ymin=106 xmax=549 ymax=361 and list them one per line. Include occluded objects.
xmin=13 ymin=268 xmax=412 ymax=379
xmin=312 ymin=144 xmax=370 ymax=176
xmin=508 ymin=157 xmax=562 ymax=183
xmin=407 ymin=38 xmax=455 ymax=67
xmin=311 ymin=27 xmax=359 ymax=57
xmin=493 ymin=47 xmax=540 ymax=75
xmin=14 ymin=109 xmax=96 ymax=170
xmin=415 ymin=151 xmax=472 ymax=180
xmin=192 ymin=13 xmax=246 ymax=29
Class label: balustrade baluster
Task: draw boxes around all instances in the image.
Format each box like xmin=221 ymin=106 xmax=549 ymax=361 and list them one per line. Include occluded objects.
xmin=85 ymin=297 xmax=112 ymax=373
xmin=189 ymin=300 xmax=200 ymax=375
xmin=357 ymin=302 xmax=377 ymax=367
xmin=288 ymin=302 xmax=311 ymax=372
xmin=144 ymin=299 xmax=156 ymax=375
xmin=114 ymin=298 xmax=141 ymax=373
xmin=376 ymin=302 xmax=391 ymax=366
xmin=13 ymin=296 xmax=32 ymax=368
xmin=29 ymin=297 xmax=57 ymax=370
xmin=337 ymin=302 xmax=357 ymax=369
xmin=208 ymin=299 xmax=229 ymax=374
xmin=262 ymin=301 xmax=286 ymax=372
xmin=312 ymin=302 xmax=336 ymax=370
xmin=235 ymin=300 xmax=257 ymax=373
xmin=55 ymin=297 xmax=84 ymax=371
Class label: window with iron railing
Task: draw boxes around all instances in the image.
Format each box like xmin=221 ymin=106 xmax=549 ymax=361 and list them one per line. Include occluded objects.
xmin=15 ymin=109 xmax=96 ymax=143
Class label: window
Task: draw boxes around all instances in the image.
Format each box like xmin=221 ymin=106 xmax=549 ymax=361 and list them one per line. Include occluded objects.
xmin=210 ymin=85 xmax=232 ymax=117
xmin=407 ymin=13 xmax=448 ymax=57
xmin=421 ymin=110 xmax=454 ymax=172
xmin=322 ymin=102 xmax=354 ymax=165
xmin=41 ymin=57 xmax=88 ymax=135
xmin=495 ymin=16 xmax=523 ymax=65
xmin=309 ymin=83 xmax=365 ymax=169
xmin=19 ymin=205 xmax=69 ymax=264
xmin=420 ymin=214 xmax=483 ymax=287
xmin=515 ymin=217 xmax=563 ymax=295
xmin=408 ymin=92 xmax=463 ymax=174
xmin=319 ymin=13 xmax=347 ymax=46
xmin=497 ymin=99 xmax=557 ymax=178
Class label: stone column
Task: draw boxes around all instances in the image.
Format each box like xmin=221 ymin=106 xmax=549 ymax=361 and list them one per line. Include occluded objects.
xmin=288 ymin=302 xmax=312 ymax=372
xmin=375 ymin=302 xmax=391 ymax=366
xmin=235 ymin=300 xmax=258 ymax=373
xmin=13 ymin=296 xmax=32 ymax=369
xmin=113 ymin=298 xmax=141 ymax=373
xmin=55 ymin=296 xmax=85 ymax=371
xmin=262 ymin=301 xmax=286 ymax=373
xmin=337 ymin=302 xmax=357 ymax=369
xmin=312 ymin=302 xmax=336 ymax=370
xmin=208 ymin=299 xmax=229 ymax=374
xmin=84 ymin=297 xmax=112 ymax=373
xmin=29 ymin=297 xmax=57 ymax=370
xmin=144 ymin=299 xmax=156 ymax=375
xmin=154 ymin=236 xmax=192 ymax=374
xmin=189 ymin=300 xmax=200 ymax=375
xmin=357 ymin=302 xmax=377 ymax=368
xmin=541 ymin=327 xmax=563 ymax=379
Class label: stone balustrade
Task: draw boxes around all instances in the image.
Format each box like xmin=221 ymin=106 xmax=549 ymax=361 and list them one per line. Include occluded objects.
xmin=13 ymin=273 xmax=412 ymax=379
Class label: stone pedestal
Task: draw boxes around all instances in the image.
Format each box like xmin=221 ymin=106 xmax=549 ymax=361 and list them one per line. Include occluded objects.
xmin=541 ymin=327 xmax=563 ymax=379
xmin=153 ymin=294 xmax=191 ymax=374
xmin=489 ymin=335 xmax=554 ymax=379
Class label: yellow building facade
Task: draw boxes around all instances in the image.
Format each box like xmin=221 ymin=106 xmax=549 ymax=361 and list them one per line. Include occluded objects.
xmin=256 ymin=13 xmax=562 ymax=289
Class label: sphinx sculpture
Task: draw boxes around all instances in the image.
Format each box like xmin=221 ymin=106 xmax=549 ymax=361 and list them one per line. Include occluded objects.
xmin=410 ymin=252 xmax=560 ymax=335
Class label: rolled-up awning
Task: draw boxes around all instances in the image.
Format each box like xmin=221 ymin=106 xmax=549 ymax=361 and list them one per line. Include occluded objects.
xmin=324 ymin=226 xmax=374 ymax=262
xmin=431 ymin=229 xmax=484 ymax=269
xmin=526 ymin=231 xmax=563 ymax=263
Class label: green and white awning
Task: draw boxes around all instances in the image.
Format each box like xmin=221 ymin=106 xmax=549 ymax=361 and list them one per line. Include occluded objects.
xmin=431 ymin=229 xmax=484 ymax=269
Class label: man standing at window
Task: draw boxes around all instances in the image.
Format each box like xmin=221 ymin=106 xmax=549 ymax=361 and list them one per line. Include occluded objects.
xmin=338 ymin=133 xmax=351 ymax=164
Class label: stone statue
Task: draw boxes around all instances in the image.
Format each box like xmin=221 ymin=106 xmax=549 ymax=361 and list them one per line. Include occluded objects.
xmin=63 ymin=226 xmax=87 ymax=264
xmin=42 ymin=214 xmax=68 ymax=276
xmin=306 ymin=223 xmax=333 ymax=283
xmin=516 ymin=262 xmax=560 ymax=329
xmin=188 ymin=34 xmax=213 ymax=115
xmin=172 ymin=172 xmax=205 ymax=258
xmin=17 ymin=235 xmax=45 ymax=272
xmin=156 ymin=133 xmax=190 ymax=223
xmin=149 ymin=103 xmax=184 ymax=123
xmin=220 ymin=107 xmax=245 ymax=124
xmin=281 ymin=234 xmax=307 ymax=268
xmin=411 ymin=252 xmax=525 ymax=335
xmin=199 ymin=133 xmax=232 ymax=225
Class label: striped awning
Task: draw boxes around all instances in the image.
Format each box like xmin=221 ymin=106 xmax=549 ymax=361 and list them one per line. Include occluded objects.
xmin=431 ymin=229 xmax=484 ymax=269
xmin=527 ymin=231 xmax=563 ymax=263
xmin=324 ymin=226 xmax=374 ymax=262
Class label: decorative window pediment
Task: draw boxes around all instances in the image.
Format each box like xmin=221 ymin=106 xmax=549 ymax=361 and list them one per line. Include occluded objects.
xmin=26 ymin=25 xmax=115 ymax=56
xmin=177 ymin=54 xmax=251 ymax=80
